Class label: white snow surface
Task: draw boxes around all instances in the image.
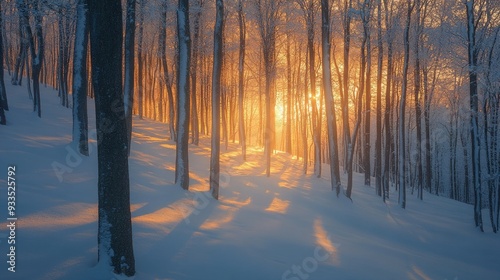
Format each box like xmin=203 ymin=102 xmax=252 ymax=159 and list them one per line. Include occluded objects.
xmin=0 ymin=81 xmax=499 ymax=280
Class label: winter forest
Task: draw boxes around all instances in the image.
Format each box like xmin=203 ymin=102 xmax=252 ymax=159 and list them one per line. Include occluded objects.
xmin=0 ymin=0 xmax=499 ymax=279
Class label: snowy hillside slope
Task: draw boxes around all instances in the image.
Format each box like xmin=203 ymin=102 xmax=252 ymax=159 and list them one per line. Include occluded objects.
xmin=0 ymin=82 xmax=499 ymax=280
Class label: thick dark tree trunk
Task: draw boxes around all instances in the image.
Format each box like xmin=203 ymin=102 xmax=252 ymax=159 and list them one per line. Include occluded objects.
xmin=88 ymin=0 xmax=136 ymax=275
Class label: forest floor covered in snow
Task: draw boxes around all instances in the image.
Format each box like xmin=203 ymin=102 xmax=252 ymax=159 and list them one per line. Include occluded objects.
xmin=0 ymin=83 xmax=499 ymax=280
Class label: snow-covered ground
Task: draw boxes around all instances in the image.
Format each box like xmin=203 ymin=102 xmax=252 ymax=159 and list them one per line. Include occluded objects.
xmin=0 ymin=82 xmax=499 ymax=280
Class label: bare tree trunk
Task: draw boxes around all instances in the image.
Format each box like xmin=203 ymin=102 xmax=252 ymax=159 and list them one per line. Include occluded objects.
xmin=17 ymin=0 xmax=44 ymax=118
xmin=175 ymin=0 xmax=191 ymax=190
xmin=72 ymin=0 xmax=89 ymax=155
xmin=303 ymin=48 xmax=309 ymax=174
xmin=383 ymin=0 xmax=393 ymax=201
xmin=0 ymin=1 xmax=6 ymax=125
xmin=56 ymin=7 xmax=71 ymax=109
xmin=11 ymin=14 xmax=25 ymax=86
xmin=124 ymin=0 xmax=135 ymax=156
xmin=321 ymin=0 xmax=341 ymax=195
xmin=238 ymin=0 xmax=246 ymax=160
xmin=465 ymin=0 xmax=483 ymax=231
xmin=137 ymin=0 xmax=145 ymax=119
xmin=460 ymin=130 xmax=470 ymax=203
xmin=341 ymin=0 xmax=352 ymax=174
xmin=423 ymin=66 xmax=432 ymax=194
xmin=485 ymin=25 xmax=499 ymax=232
xmin=190 ymin=0 xmax=203 ymax=146
xmin=210 ymin=0 xmax=224 ymax=200
xmin=399 ymin=0 xmax=413 ymax=209
xmin=363 ymin=0 xmax=372 ymax=187
xmin=200 ymin=51 xmax=206 ymax=135
xmin=375 ymin=0 xmax=383 ymax=198
xmin=414 ymin=0 xmax=423 ymax=200
xmin=88 ymin=0 xmax=135 ymax=275
xmin=345 ymin=0 xmax=366 ymax=198
xmin=159 ymin=0 xmax=176 ymax=141
xmin=1 ymin=6 xmax=10 ymax=78
xmin=298 ymin=0 xmax=321 ymax=177
xmin=254 ymin=0 xmax=281 ymax=177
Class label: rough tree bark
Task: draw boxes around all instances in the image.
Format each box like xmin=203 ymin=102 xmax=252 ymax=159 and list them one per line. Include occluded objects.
xmin=88 ymin=0 xmax=135 ymax=275
xmin=175 ymin=0 xmax=191 ymax=190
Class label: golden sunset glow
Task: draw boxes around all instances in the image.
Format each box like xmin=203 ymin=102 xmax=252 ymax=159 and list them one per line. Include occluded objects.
xmin=2 ymin=0 xmax=499 ymax=278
